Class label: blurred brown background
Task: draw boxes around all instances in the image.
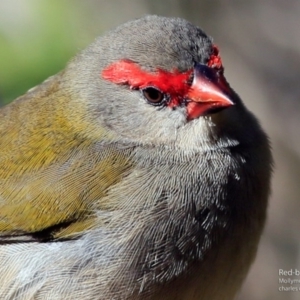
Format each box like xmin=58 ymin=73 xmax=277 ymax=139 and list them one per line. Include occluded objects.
xmin=0 ymin=1 xmax=298 ymax=299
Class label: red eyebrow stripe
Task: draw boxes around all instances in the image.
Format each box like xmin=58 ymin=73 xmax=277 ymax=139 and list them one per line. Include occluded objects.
xmin=102 ymin=60 xmax=192 ymax=97
xmin=207 ymin=45 xmax=223 ymax=70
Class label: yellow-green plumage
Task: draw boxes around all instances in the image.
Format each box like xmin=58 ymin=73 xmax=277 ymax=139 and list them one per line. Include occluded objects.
xmin=0 ymin=74 xmax=132 ymax=238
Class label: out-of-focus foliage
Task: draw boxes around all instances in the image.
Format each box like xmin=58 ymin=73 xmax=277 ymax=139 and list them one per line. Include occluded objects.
xmin=1 ymin=1 xmax=299 ymax=300
xmin=0 ymin=0 xmax=92 ymax=103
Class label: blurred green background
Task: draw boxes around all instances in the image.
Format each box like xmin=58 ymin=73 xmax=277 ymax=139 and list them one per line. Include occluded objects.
xmin=1 ymin=1 xmax=299 ymax=299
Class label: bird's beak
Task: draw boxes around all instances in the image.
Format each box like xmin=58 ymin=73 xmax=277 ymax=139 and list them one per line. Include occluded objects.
xmin=186 ymin=63 xmax=234 ymax=120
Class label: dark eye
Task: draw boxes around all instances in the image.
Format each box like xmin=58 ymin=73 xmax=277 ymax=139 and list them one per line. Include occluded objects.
xmin=142 ymin=87 xmax=166 ymax=106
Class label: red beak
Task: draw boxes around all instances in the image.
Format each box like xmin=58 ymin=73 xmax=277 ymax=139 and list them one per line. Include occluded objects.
xmin=186 ymin=64 xmax=234 ymax=120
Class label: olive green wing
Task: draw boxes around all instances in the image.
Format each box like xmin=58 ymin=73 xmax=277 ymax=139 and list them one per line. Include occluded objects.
xmin=0 ymin=142 xmax=133 ymax=242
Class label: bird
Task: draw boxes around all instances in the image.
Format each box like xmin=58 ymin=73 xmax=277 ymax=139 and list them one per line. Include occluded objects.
xmin=0 ymin=15 xmax=272 ymax=300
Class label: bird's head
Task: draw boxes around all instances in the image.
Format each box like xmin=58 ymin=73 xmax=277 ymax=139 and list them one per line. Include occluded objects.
xmin=65 ymin=16 xmax=248 ymax=150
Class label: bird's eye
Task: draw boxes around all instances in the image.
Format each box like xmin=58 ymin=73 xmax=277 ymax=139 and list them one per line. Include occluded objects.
xmin=142 ymin=87 xmax=166 ymax=106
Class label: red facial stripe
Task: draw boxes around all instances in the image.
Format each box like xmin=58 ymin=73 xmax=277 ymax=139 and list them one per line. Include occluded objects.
xmin=207 ymin=45 xmax=223 ymax=71
xmin=101 ymin=45 xmax=229 ymax=119
xmin=101 ymin=59 xmax=192 ymax=104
